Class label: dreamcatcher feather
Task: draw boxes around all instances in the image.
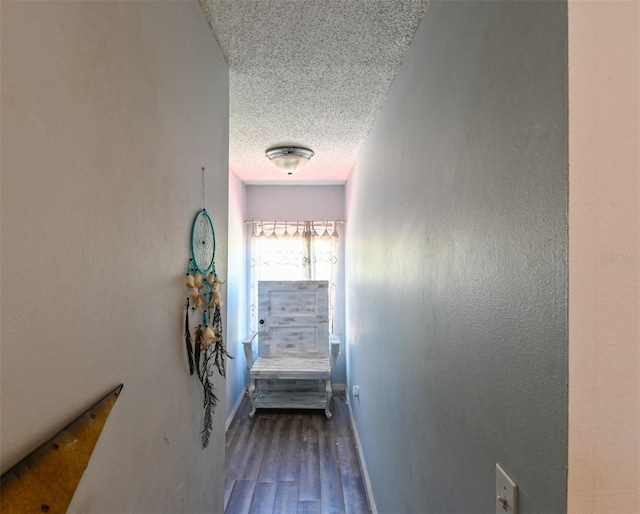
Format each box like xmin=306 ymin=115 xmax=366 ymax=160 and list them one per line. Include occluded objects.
xmin=210 ymin=302 xmax=232 ymax=377
xmin=190 ymin=322 xmax=217 ymax=447
xmin=199 ymin=349 xmax=218 ymax=448
xmin=184 ymin=273 xmax=231 ymax=448
xmin=184 ymin=298 xmax=195 ymax=375
xmin=193 ymin=325 xmax=203 ymax=372
xmin=191 ymin=322 xmax=220 ymax=448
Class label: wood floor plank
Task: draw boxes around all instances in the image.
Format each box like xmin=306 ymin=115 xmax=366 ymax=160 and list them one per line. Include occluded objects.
xmin=257 ymin=415 xmax=286 ymax=483
xmin=225 ymin=480 xmax=255 ymax=514
xmin=273 ymin=481 xmax=298 ymax=513
xmin=332 ymin=397 xmax=352 ymax=437
xmin=226 ymin=394 xmax=251 ymax=450
xmin=225 ymin=398 xmax=369 ymax=514
xmin=248 ymin=482 xmax=277 ymax=514
xmin=297 ymin=500 xmax=322 ymax=514
xmin=298 ymin=415 xmax=321 ymax=501
xmin=239 ymin=417 xmax=273 ymax=480
xmin=224 ymin=476 xmax=234 ymax=510
xmin=319 ymin=416 xmax=346 ymax=514
xmin=277 ymin=413 xmax=303 ymax=481
xmin=336 ymin=436 xmax=370 ymax=514
xmin=226 ymin=404 xmax=257 ymax=481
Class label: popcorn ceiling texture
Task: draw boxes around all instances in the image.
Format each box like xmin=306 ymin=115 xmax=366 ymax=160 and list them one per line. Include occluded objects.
xmin=199 ymin=0 xmax=427 ymax=183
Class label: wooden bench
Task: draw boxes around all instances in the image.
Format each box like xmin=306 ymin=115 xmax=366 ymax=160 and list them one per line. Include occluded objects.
xmin=243 ymin=281 xmax=341 ymax=419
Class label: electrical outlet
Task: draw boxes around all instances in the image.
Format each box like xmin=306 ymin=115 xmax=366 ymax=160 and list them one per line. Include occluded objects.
xmin=496 ymin=464 xmax=518 ymax=514
xmin=352 ymin=385 xmax=360 ymax=398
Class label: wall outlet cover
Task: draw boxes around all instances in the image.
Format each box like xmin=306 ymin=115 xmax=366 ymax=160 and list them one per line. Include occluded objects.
xmin=496 ymin=463 xmax=518 ymax=514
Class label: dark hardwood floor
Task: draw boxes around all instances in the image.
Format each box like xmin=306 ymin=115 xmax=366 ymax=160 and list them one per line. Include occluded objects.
xmin=225 ymin=394 xmax=371 ymax=514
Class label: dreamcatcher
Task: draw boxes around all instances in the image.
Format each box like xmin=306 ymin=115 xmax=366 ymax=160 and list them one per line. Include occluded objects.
xmin=184 ymin=170 xmax=232 ymax=448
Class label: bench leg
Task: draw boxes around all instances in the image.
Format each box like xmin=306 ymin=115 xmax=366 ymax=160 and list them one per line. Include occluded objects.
xmin=324 ymin=379 xmax=333 ymax=419
xmin=248 ymin=378 xmax=257 ymax=418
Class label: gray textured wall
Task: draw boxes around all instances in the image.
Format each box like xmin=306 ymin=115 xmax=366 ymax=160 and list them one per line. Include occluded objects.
xmin=345 ymin=1 xmax=568 ymax=512
xmin=1 ymin=2 xmax=228 ymax=511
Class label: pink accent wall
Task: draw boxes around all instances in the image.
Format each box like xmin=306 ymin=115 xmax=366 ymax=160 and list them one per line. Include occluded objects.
xmin=568 ymin=1 xmax=640 ymax=511
xmin=225 ymin=171 xmax=247 ymax=426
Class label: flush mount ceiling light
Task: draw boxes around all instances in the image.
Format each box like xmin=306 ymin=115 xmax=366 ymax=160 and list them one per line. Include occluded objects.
xmin=265 ymin=145 xmax=314 ymax=176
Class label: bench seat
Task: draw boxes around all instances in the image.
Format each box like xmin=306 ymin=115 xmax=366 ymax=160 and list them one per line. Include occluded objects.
xmin=244 ymin=332 xmax=340 ymax=419
xmin=251 ymin=356 xmax=331 ymax=380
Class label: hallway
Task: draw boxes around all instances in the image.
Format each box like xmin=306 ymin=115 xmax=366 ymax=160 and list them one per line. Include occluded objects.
xmin=2 ymin=1 xmax=637 ymax=511
xmin=225 ymin=395 xmax=370 ymax=514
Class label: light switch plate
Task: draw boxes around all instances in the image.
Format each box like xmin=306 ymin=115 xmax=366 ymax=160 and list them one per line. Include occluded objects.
xmin=496 ymin=463 xmax=518 ymax=514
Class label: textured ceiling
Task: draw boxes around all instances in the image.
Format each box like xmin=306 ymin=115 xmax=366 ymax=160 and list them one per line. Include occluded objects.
xmin=199 ymin=0 xmax=427 ymax=184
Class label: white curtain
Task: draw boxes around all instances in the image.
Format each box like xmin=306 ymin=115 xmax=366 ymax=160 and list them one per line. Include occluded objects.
xmin=248 ymin=221 xmax=339 ymax=333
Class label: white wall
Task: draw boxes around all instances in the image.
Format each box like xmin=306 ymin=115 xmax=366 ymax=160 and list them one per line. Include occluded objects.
xmin=568 ymin=1 xmax=640 ymax=511
xmin=226 ymin=171 xmax=247 ymax=424
xmin=0 ymin=2 xmax=229 ymax=512
xmin=245 ymin=184 xmax=347 ymax=384
xmin=346 ymin=1 xmax=568 ymax=512
xmin=246 ymin=185 xmax=345 ymax=221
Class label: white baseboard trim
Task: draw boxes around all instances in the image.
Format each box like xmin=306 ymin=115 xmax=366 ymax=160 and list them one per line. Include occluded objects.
xmin=347 ymin=399 xmax=378 ymax=514
xmin=225 ymin=387 xmax=246 ymax=431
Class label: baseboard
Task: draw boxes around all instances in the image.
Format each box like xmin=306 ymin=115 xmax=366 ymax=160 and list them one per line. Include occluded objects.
xmin=333 ymin=383 xmax=346 ymax=395
xmin=347 ymin=399 xmax=378 ymax=514
xmin=225 ymin=387 xmax=246 ymax=431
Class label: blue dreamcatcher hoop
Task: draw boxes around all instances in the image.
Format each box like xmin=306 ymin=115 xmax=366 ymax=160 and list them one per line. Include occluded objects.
xmin=190 ymin=209 xmax=216 ymax=275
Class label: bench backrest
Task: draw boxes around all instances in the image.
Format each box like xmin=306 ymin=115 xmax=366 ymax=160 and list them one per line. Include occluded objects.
xmin=257 ymin=280 xmax=329 ymax=358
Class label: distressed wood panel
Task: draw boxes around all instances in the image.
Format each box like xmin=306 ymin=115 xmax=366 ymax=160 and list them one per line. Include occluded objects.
xmin=259 ymin=379 xmax=325 ymax=392
xmin=267 ymin=326 xmax=322 ymax=355
xmin=269 ymin=290 xmax=319 ymax=315
xmin=252 ymin=356 xmax=331 ymax=379
xmin=258 ymin=281 xmax=329 ymax=359
xmin=255 ymin=392 xmax=328 ymax=410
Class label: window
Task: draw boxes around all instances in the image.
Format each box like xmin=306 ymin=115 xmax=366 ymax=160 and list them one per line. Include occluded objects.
xmin=248 ymin=221 xmax=339 ymax=332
